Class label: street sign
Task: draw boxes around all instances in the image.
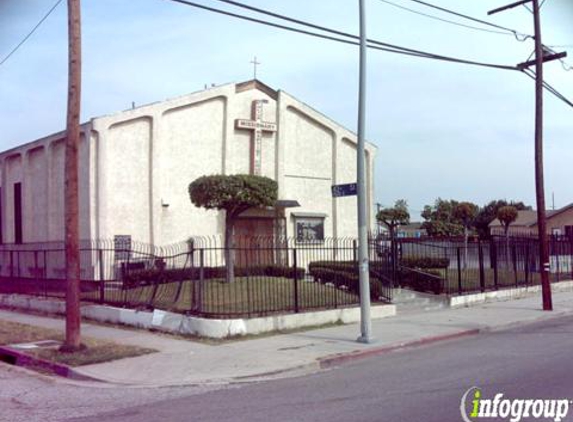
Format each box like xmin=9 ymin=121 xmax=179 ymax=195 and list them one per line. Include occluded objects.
xmin=331 ymin=183 xmax=357 ymax=198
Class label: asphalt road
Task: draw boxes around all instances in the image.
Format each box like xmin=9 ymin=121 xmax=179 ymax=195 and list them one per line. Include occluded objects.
xmin=67 ymin=315 xmax=573 ymax=422
xmin=3 ymin=315 xmax=573 ymax=422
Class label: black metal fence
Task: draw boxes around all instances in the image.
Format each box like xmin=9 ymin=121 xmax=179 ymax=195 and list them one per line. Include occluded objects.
xmin=2 ymin=235 xmax=569 ymax=316
xmin=385 ymin=235 xmax=573 ymax=295
xmin=0 ymin=237 xmax=393 ymax=318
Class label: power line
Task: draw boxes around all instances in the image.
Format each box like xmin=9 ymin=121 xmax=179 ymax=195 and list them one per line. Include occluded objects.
xmin=0 ymin=0 xmax=64 ymax=67
xmin=164 ymin=0 xmax=518 ymax=71
xmin=522 ymin=69 xmax=573 ymax=108
xmin=401 ymin=0 xmax=532 ymax=40
xmin=376 ymin=0 xmax=515 ymax=36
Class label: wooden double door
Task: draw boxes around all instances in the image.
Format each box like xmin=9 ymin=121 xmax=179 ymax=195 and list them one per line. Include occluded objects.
xmin=234 ymin=217 xmax=286 ymax=266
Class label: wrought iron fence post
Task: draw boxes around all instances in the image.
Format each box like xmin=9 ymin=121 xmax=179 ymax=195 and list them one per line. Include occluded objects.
xmin=98 ymin=249 xmax=105 ymax=304
xmin=456 ymin=247 xmax=462 ymax=295
xmin=443 ymin=247 xmax=449 ymax=295
xmin=352 ymin=239 xmax=357 ymax=264
xmin=554 ymin=236 xmax=560 ymax=282
xmin=512 ymin=243 xmax=518 ymax=287
xmin=198 ymin=248 xmax=204 ymax=315
xmin=9 ymin=250 xmax=14 ymax=278
xmin=570 ymin=236 xmax=573 ymax=280
xmin=293 ymin=248 xmax=299 ymax=313
xmin=43 ymin=249 xmax=48 ymax=296
xmin=524 ymin=243 xmax=530 ymax=285
xmin=492 ymin=240 xmax=499 ymax=290
xmin=33 ymin=250 xmax=41 ymax=297
xmin=478 ymin=241 xmax=485 ymax=293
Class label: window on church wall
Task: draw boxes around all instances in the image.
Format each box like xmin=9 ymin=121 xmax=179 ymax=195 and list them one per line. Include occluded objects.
xmin=295 ymin=217 xmax=325 ymax=243
xmin=14 ymin=183 xmax=22 ymax=244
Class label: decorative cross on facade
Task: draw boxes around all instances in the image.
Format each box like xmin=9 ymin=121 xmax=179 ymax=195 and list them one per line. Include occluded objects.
xmin=250 ymin=56 xmax=260 ymax=79
xmin=235 ymin=100 xmax=277 ymax=176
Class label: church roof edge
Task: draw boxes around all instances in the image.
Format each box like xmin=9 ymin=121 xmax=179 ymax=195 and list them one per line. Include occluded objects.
xmin=275 ymin=89 xmax=378 ymax=151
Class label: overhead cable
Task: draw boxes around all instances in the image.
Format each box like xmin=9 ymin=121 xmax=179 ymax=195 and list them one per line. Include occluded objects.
xmin=164 ymin=0 xmax=518 ymax=71
xmin=400 ymin=0 xmax=532 ymax=40
xmin=0 ymin=0 xmax=64 ymax=67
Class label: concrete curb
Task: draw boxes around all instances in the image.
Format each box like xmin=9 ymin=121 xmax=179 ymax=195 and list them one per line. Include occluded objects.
xmin=0 ymin=345 xmax=102 ymax=382
xmin=318 ymin=329 xmax=481 ymax=369
xmin=317 ymin=308 xmax=573 ymax=370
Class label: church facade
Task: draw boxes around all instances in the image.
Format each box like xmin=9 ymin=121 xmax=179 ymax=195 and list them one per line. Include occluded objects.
xmin=0 ymin=80 xmax=377 ymax=246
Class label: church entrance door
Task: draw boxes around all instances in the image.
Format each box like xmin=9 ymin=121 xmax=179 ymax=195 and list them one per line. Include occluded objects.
xmin=234 ymin=217 xmax=276 ymax=266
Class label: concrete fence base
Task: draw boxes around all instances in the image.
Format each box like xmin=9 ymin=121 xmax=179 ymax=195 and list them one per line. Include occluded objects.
xmin=0 ymin=294 xmax=396 ymax=339
xmin=449 ymin=280 xmax=573 ymax=308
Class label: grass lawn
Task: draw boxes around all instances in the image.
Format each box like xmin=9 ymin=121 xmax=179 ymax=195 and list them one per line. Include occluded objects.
xmin=0 ymin=320 xmax=156 ymax=367
xmin=105 ymin=276 xmax=360 ymax=316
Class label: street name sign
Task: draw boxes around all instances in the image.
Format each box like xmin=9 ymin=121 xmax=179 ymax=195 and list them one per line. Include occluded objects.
xmin=331 ymin=183 xmax=357 ymax=198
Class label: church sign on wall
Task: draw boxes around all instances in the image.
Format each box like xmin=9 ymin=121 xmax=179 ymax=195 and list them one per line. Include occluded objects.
xmin=295 ymin=218 xmax=325 ymax=242
xmin=114 ymin=235 xmax=132 ymax=260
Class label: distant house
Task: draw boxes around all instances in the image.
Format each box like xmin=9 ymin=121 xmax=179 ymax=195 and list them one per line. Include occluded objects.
xmin=396 ymin=222 xmax=427 ymax=238
xmin=489 ymin=204 xmax=573 ymax=237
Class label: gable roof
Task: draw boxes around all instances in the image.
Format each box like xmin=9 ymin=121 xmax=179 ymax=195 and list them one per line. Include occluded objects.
xmin=489 ymin=204 xmax=573 ymax=228
xmin=1 ymin=79 xmax=377 ymax=157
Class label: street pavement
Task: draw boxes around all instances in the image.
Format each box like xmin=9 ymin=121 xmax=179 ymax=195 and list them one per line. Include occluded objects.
xmin=0 ymin=363 xmax=219 ymax=422
xmin=0 ymin=288 xmax=573 ymax=387
xmin=65 ymin=315 xmax=573 ymax=422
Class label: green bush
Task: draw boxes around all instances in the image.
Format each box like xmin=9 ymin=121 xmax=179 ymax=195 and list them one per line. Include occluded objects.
xmin=308 ymin=261 xmax=386 ymax=300
xmin=400 ymin=257 xmax=449 ymax=269
xmin=399 ymin=269 xmax=444 ymax=294
xmin=122 ymin=264 xmax=304 ymax=287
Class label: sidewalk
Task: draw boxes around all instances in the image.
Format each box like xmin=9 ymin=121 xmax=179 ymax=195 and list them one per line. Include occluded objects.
xmin=1 ymin=289 xmax=573 ymax=387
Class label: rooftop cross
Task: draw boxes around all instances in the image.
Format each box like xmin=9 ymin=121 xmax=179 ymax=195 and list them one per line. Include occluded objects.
xmin=250 ymin=56 xmax=261 ymax=79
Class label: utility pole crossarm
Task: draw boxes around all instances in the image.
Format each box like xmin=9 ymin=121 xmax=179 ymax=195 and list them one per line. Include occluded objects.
xmin=488 ymin=0 xmax=531 ymax=15
xmin=518 ymin=51 xmax=567 ymax=70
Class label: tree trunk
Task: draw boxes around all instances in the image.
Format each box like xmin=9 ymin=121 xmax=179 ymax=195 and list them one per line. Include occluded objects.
xmin=389 ymin=226 xmax=397 ymax=283
xmin=225 ymin=212 xmax=235 ymax=284
xmin=505 ymin=226 xmax=510 ymax=270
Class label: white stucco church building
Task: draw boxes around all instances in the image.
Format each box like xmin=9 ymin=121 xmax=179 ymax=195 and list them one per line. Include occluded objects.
xmin=0 ymin=80 xmax=376 ymax=246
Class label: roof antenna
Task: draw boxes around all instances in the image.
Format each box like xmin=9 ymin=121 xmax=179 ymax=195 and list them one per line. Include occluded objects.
xmin=131 ymin=101 xmax=135 ymax=109
xmin=552 ymin=192 xmax=555 ymax=210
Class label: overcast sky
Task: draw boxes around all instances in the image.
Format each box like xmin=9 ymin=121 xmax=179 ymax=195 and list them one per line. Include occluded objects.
xmin=1 ymin=0 xmax=571 ymax=218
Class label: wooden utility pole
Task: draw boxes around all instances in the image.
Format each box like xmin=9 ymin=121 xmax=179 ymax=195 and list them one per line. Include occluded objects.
xmin=62 ymin=0 xmax=82 ymax=351
xmin=531 ymin=0 xmax=552 ymax=311
xmin=488 ymin=0 xmax=565 ymax=311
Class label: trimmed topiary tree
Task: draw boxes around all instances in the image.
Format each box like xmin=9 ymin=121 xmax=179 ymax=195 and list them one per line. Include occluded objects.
xmin=376 ymin=199 xmax=410 ymax=240
xmin=188 ymin=174 xmax=278 ymax=283
xmin=497 ymin=205 xmax=518 ymax=265
xmin=377 ymin=200 xmax=410 ymax=279
xmin=453 ymin=202 xmax=479 ymax=269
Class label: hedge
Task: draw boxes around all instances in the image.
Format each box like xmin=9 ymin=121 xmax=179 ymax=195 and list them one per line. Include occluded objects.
xmin=308 ymin=261 xmax=386 ymax=300
xmin=123 ymin=264 xmax=305 ymax=288
xmin=400 ymin=257 xmax=449 ymax=269
xmin=398 ymin=268 xmax=444 ymax=294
